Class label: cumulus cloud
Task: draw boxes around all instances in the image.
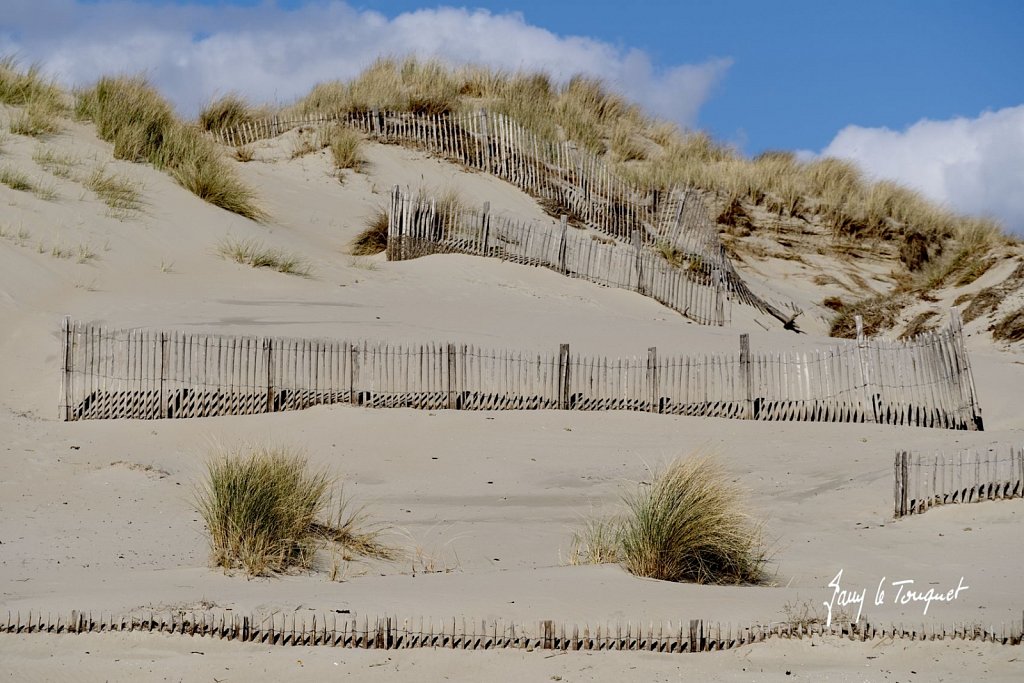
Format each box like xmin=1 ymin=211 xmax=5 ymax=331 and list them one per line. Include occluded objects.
xmin=820 ymin=105 xmax=1024 ymax=234
xmin=0 ymin=0 xmax=729 ymax=127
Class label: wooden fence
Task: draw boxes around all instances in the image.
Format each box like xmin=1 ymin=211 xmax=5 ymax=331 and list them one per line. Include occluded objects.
xmin=894 ymin=445 xmax=1023 ymax=517
xmin=212 ymin=109 xmax=797 ymax=325
xmin=60 ymin=314 xmax=982 ymax=430
xmin=386 ymin=187 xmax=728 ymax=326
xmin=3 ymin=610 xmax=1022 ymax=649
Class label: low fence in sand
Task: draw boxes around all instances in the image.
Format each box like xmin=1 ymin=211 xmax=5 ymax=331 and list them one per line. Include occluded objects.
xmin=212 ymin=109 xmax=793 ymax=323
xmin=59 ymin=315 xmax=982 ymax=430
xmin=3 ymin=610 xmax=1022 ymax=650
xmin=386 ymin=187 xmax=729 ymax=326
xmin=894 ymin=445 xmax=1023 ymax=517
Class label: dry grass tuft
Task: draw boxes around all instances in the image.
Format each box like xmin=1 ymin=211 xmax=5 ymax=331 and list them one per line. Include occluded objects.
xmin=0 ymin=56 xmax=65 ymax=108
xmin=196 ymin=445 xmax=390 ymax=576
xmin=84 ymin=167 xmax=142 ymax=211
xmin=570 ymin=455 xmax=767 ymax=585
xmin=0 ymin=165 xmax=56 ymax=200
xmin=618 ymin=456 xmax=767 ymax=584
xmin=76 ymin=76 xmax=266 ymax=221
xmin=10 ymin=99 xmax=63 ymax=137
xmin=217 ymin=237 xmax=311 ymax=276
xmin=198 ymin=93 xmax=261 ymax=134
xmin=566 ymin=517 xmax=620 ymax=566
xmin=899 ymin=310 xmax=939 ymax=340
xmin=233 ymin=145 xmax=255 ymax=163
xmin=350 ymin=208 xmax=389 ymax=255
xmin=991 ymin=308 xmax=1024 ymax=342
xmin=32 ymin=146 xmax=78 ymax=177
xmin=328 ymin=124 xmax=364 ymax=171
xmin=828 ymin=294 xmax=909 ymax=338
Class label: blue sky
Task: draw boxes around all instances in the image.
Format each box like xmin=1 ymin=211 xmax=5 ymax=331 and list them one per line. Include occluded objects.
xmin=3 ymin=0 xmax=1023 ymax=231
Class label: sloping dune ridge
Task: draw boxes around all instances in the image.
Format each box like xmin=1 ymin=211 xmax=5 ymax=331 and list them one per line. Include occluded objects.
xmin=1 ymin=69 xmax=1023 ymax=681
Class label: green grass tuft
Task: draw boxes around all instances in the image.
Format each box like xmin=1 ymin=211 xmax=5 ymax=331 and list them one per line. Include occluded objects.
xmin=570 ymin=455 xmax=767 ymax=585
xmin=195 ymin=445 xmax=389 ymax=576
xmin=76 ymin=76 xmax=266 ymax=221
xmin=328 ymin=124 xmax=364 ymax=171
xmin=217 ymin=237 xmax=311 ymax=276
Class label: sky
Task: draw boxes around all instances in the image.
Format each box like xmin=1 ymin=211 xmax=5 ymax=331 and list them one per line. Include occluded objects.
xmin=2 ymin=0 xmax=1022 ymax=233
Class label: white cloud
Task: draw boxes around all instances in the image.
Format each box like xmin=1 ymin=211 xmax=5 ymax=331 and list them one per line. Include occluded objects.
xmin=820 ymin=105 xmax=1024 ymax=235
xmin=0 ymin=1 xmax=729 ymax=128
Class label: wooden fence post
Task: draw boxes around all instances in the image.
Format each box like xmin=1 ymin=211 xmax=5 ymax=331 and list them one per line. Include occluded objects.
xmin=631 ymin=229 xmax=643 ymax=293
xmin=558 ymin=215 xmax=568 ymax=274
xmin=371 ymin=108 xmax=381 ymax=137
xmin=894 ymin=451 xmax=903 ymax=517
xmin=740 ymin=334 xmax=753 ymax=419
xmin=264 ymin=338 xmax=274 ymax=413
xmin=478 ymin=110 xmax=490 ymax=170
xmin=894 ymin=450 xmax=910 ymax=517
xmin=689 ymin=619 xmax=701 ymax=652
xmin=951 ymin=310 xmax=983 ymax=431
xmin=60 ymin=316 xmax=72 ymax=421
xmin=447 ymin=343 xmax=457 ymax=410
xmin=481 ymin=201 xmax=491 ymax=254
xmin=159 ymin=331 xmax=168 ymax=418
xmin=350 ymin=346 xmax=359 ymax=406
xmin=855 ymin=316 xmax=877 ymax=423
xmin=558 ymin=344 xmax=571 ymax=410
xmin=647 ymin=347 xmax=659 ymax=413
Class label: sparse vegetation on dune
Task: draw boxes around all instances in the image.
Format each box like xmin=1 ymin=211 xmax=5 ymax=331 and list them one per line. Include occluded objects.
xmin=327 ymin=124 xmax=364 ymax=171
xmin=75 ymin=75 xmax=266 ymax=221
xmin=992 ymin=307 xmax=1024 ymax=342
xmin=0 ymin=165 xmax=56 ymax=200
xmin=570 ymin=455 xmax=768 ymax=585
xmin=217 ymin=236 xmax=311 ymax=276
xmin=195 ymin=445 xmax=389 ymax=576
xmin=350 ymin=208 xmax=389 ymax=256
xmin=286 ymin=58 xmax=1015 ymax=312
xmin=84 ymin=167 xmax=142 ymax=212
xmin=197 ymin=93 xmax=264 ymax=135
xmin=827 ymin=293 xmax=909 ymax=339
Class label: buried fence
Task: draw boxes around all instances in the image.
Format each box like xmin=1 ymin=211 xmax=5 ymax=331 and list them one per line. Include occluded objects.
xmin=60 ymin=314 xmax=982 ymax=430
xmin=386 ymin=187 xmax=729 ymax=326
xmin=213 ymin=109 xmax=794 ymax=324
xmin=3 ymin=610 xmax=1023 ymax=649
xmin=894 ymin=445 xmax=1024 ymax=517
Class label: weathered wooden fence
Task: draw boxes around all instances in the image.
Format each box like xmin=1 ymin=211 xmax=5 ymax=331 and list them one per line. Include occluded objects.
xmin=386 ymin=188 xmax=728 ymax=326
xmin=895 ymin=445 xmax=1023 ymax=517
xmin=4 ymin=610 xmax=1022 ymax=649
xmin=60 ymin=314 xmax=982 ymax=430
xmin=212 ymin=109 xmax=797 ymax=325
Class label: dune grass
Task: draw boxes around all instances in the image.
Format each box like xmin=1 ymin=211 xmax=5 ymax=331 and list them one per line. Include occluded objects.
xmin=196 ymin=445 xmax=389 ymax=576
xmin=285 ymin=58 xmax=1011 ymax=275
xmin=350 ymin=207 xmax=389 ymax=256
xmin=327 ymin=124 xmax=363 ymax=171
xmin=84 ymin=167 xmax=142 ymax=212
xmin=992 ymin=308 xmax=1024 ymax=342
xmin=197 ymin=93 xmax=263 ymax=134
xmin=570 ymin=455 xmax=767 ymax=585
xmin=827 ymin=293 xmax=909 ymax=338
xmin=75 ymin=76 xmax=265 ymax=221
xmin=0 ymin=165 xmax=57 ymax=200
xmin=217 ymin=236 xmax=311 ymax=276
xmin=32 ymin=145 xmax=78 ymax=177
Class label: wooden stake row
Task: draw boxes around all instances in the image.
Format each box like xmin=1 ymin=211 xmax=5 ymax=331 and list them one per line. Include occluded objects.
xmin=895 ymin=445 xmax=1024 ymax=517
xmin=4 ymin=610 xmax=1022 ymax=649
xmin=60 ymin=318 xmax=983 ymax=430
xmin=211 ymin=109 xmax=797 ymax=323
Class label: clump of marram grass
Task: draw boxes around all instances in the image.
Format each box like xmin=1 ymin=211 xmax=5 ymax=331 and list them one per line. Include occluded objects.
xmin=197 ymin=93 xmax=261 ymax=134
xmin=569 ymin=455 xmax=767 ymax=585
xmin=10 ymin=98 xmax=63 ymax=137
xmin=195 ymin=445 xmax=390 ymax=576
xmin=217 ymin=236 xmax=311 ymax=276
xmin=75 ymin=76 xmax=266 ymax=221
xmin=0 ymin=56 xmax=65 ymax=108
xmin=32 ymin=146 xmax=78 ymax=177
xmin=328 ymin=124 xmax=364 ymax=171
xmin=828 ymin=293 xmax=910 ymax=338
xmin=0 ymin=165 xmax=56 ymax=199
xmin=350 ymin=207 xmax=390 ymax=256
xmin=992 ymin=307 xmax=1024 ymax=342
xmin=84 ymin=167 xmax=142 ymax=211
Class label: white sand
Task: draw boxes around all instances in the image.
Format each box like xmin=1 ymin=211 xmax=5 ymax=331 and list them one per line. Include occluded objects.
xmin=1 ymin=107 xmax=1022 ymax=678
